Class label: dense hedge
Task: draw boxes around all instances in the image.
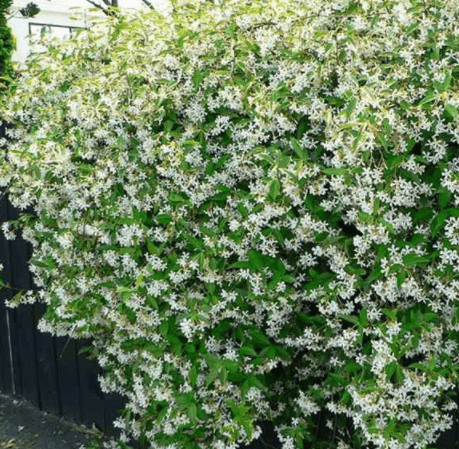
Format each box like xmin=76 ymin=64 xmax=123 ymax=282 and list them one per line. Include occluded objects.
xmin=0 ymin=0 xmax=14 ymax=89
xmin=2 ymin=1 xmax=459 ymax=449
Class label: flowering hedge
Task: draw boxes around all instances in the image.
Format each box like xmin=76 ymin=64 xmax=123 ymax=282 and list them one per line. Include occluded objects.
xmin=2 ymin=0 xmax=459 ymax=448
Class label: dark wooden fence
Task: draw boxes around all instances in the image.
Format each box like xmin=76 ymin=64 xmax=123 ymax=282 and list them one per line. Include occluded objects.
xmin=0 ymin=123 xmax=458 ymax=449
xmin=0 ymin=197 xmax=127 ymax=439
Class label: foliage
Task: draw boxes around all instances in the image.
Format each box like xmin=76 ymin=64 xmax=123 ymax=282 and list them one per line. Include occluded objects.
xmin=0 ymin=0 xmax=14 ymax=89
xmin=2 ymin=0 xmax=459 ymax=448
xmin=18 ymin=2 xmax=41 ymax=19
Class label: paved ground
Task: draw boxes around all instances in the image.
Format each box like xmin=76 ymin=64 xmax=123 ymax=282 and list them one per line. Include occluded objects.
xmin=0 ymin=393 xmax=112 ymax=449
xmin=0 ymin=393 xmax=283 ymax=449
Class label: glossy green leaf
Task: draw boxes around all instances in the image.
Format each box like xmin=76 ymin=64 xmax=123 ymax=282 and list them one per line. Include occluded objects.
xmin=156 ymin=214 xmax=172 ymax=225
xmin=239 ymin=345 xmax=257 ymax=357
xmin=430 ymin=210 xmax=449 ymax=236
xmin=402 ymin=253 xmax=430 ymax=267
xmin=269 ymin=180 xmax=281 ymax=201
xmin=445 ymin=104 xmax=458 ymax=118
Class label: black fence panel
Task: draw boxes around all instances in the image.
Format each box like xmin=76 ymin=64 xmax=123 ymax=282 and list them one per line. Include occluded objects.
xmin=0 ymin=122 xmax=459 ymax=448
xmin=0 ymin=179 xmax=127 ymax=440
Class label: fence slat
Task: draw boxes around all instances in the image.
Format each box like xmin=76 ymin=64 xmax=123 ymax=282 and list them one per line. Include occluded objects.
xmin=16 ymin=306 xmax=40 ymax=408
xmin=11 ymin=225 xmax=41 ymax=408
xmin=0 ymin=189 xmax=11 ymax=394
xmin=0 ymin=291 xmax=14 ymax=394
xmin=34 ymin=303 xmax=61 ymax=415
xmin=55 ymin=335 xmax=83 ymax=423
xmin=75 ymin=339 xmax=106 ymax=431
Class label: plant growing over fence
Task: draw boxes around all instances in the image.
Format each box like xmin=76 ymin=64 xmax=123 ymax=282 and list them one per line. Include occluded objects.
xmin=2 ymin=0 xmax=459 ymax=448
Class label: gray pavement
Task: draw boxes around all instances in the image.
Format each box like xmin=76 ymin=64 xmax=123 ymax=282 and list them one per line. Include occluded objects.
xmin=0 ymin=393 xmax=112 ymax=449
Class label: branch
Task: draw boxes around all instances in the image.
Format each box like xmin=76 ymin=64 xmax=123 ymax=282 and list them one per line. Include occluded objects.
xmin=0 ymin=283 xmax=30 ymax=292
xmin=141 ymin=0 xmax=155 ymax=9
xmin=84 ymin=0 xmax=109 ymax=14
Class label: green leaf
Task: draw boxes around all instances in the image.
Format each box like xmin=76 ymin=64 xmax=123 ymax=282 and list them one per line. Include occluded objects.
xmin=388 ymin=263 xmax=403 ymax=275
xmin=78 ymin=344 xmax=95 ymax=357
xmin=339 ymin=314 xmax=358 ymax=325
xmin=344 ymin=362 xmax=361 ymax=374
xmin=157 ymin=407 xmax=168 ymax=425
xmin=230 ymin=260 xmax=251 ymax=269
xmin=269 ymin=180 xmax=281 ymax=201
xmin=135 ymin=274 xmax=144 ymax=289
xmin=250 ymin=329 xmax=270 ymax=348
xmin=424 ymin=312 xmax=438 ymax=323
xmin=346 ymin=263 xmax=367 ymax=276
xmin=193 ymin=69 xmax=203 ymax=90
xmin=212 ymin=320 xmax=231 ymax=338
xmin=164 ymin=120 xmax=174 ymax=132
xmin=304 ymin=195 xmax=319 ymax=212
xmin=159 ymin=320 xmax=169 ymax=337
xmin=345 ymin=97 xmax=356 ymax=118
xmin=402 ymin=253 xmax=430 ymax=267
xmin=187 ymin=403 xmax=197 ymax=423
xmin=276 ymin=154 xmax=290 ymax=168
xmin=227 ymin=23 xmax=236 ymax=38
xmin=290 ymin=137 xmax=306 ymax=158
xmin=322 ymin=168 xmax=348 ymax=176
xmin=428 ymin=356 xmax=437 ymax=372
xmin=438 ymin=187 xmax=452 ymax=208
xmin=248 ymin=249 xmax=264 ymax=271
xmin=239 ymin=345 xmax=257 ymax=357
xmin=206 ymin=283 xmax=216 ymax=295
xmin=327 ymin=373 xmax=349 ymax=387
xmin=386 ymin=361 xmax=397 ymax=381
xmin=189 ymin=365 xmax=198 ymax=387
xmin=430 ymin=210 xmax=449 ymax=236
xmin=442 ymin=72 xmax=452 ymax=92
xmin=237 ymin=203 xmax=248 ymax=219
xmin=206 ymin=364 xmax=220 ymax=387
xmin=156 ymin=214 xmax=172 ymax=225
xmin=418 ymin=91 xmax=437 ymax=108
xmin=386 ymin=154 xmax=403 ymax=168
xmin=444 ymin=104 xmax=458 ymax=118
xmin=259 ymin=346 xmax=276 ymax=359
xmin=223 ymin=360 xmax=239 ymax=374
xmin=382 ymin=117 xmax=392 ymax=135
xmin=382 ymin=308 xmax=397 ymax=320
xmin=341 ymin=390 xmax=352 ymax=405
xmin=411 ymin=207 xmax=433 ymax=223
xmin=241 ymin=420 xmax=253 ymax=440
xmin=147 ymin=240 xmax=158 ymax=255
xmin=359 ymin=309 xmax=368 ymax=327
xmin=408 ymin=233 xmax=427 ymax=247
xmin=395 ymin=365 xmax=405 ymax=383
xmin=409 ymin=362 xmax=427 ymax=372
xmin=397 ymin=271 xmax=407 ymax=289
xmin=405 ymin=22 xmax=419 ymax=37
xmin=169 ymin=192 xmax=188 ymax=203
xmin=325 ymin=96 xmax=346 ymax=107
xmin=363 ymin=264 xmax=382 ymax=288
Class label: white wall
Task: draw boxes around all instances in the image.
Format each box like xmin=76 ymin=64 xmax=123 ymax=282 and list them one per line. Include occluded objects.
xmin=8 ymin=0 xmax=170 ymax=65
xmin=8 ymin=0 xmax=107 ymax=64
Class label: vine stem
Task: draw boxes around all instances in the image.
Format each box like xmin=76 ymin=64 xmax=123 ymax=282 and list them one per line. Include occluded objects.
xmin=0 ymin=283 xmax=29 ymax=292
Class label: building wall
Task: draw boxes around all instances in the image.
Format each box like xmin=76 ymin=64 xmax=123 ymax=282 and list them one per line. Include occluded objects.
xmin=8 ymin=0 xmax=167 ymax=65
xmin=8 ymin=0 xmax=105 ymax=64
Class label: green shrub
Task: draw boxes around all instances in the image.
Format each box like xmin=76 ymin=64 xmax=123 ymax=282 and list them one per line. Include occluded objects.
xmin=2 ymin=1 xmax=459 ymax=448
xmin=0 ymin=0 xmax=14 ymax=89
